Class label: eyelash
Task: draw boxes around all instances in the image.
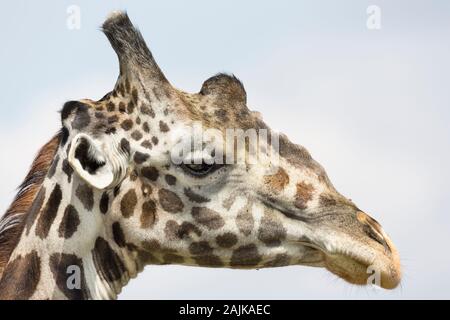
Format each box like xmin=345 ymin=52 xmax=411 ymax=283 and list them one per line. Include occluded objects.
xmin=180 ymin=161 xmax=224 ymax=177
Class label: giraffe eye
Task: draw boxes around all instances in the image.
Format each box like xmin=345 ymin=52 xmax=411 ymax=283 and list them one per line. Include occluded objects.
xmin=181 ymin=162 xmax=222 ymax=177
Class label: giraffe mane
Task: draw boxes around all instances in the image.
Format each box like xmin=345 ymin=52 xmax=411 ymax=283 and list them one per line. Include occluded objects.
xmin=0 ymin=131 xmax=61 ymax=277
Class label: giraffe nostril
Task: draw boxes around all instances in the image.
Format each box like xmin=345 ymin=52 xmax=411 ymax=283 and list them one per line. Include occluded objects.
xmin=357 ymin=211 xmax=391 ymax=253
xmin=362 ymin=224 xmax=391 ymax=253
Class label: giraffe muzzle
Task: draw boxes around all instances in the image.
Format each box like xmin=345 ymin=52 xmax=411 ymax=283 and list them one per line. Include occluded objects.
xmin=322 ymin=211 xmax=401 ymax=289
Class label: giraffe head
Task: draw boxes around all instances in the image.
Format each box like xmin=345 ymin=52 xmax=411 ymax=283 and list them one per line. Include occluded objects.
xmin=0 ymin=12 xmax=401 ymax=299
xmin=66 ymin=12 xmax=399 ymax=289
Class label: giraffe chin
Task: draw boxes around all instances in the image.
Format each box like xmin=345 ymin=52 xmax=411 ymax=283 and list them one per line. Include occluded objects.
xmin=321 ymin=238 xmax=402 ymax=290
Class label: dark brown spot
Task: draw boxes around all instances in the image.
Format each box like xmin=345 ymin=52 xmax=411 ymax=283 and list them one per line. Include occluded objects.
xmin=134 ymin=151 xmax=149 ymax=164
xmin=120 ymin=138 xmax=130 ymax=154
xmin=112 ymin=222 xmax=126 ymax=248
xmin=118 ymin=102 xmax=126 ymax=113
xmin=191 ymin=207 xmax=225 ymax=230
xmin=121 ymin=119 xmax=133 ymax=131
xmin=159 ymin=121 xmax=170 ymax=132
xmin=49 ymin=253 xmax=89 ymax=299
xmin=132 ymin=88 xmax=138 ymax=104
xmin=131 ymin=130 xmax=143 ymax=141
xmin=92 ymin=237 xmax=125 ymax=283
xmin=295 ymin=182 xmax=314 ymax=210
xmin=189 ymin=241 xmax=213 ymax=255
xmin=121 ymin=189 xmax=137 ymax=218
xmin=164 ymin=220 xmax=180 ymax=240
xmin=35 ymin=184 xmax=62 ymax=239
xmin=58 ymin=205 xmax=80 ymax=239
xmin=257 ymin=213 xmax=287 ymax=247
xmin=100 ymin=192 xmax=109 ymax=214
xmin=230 ymin=244 xmax=262 ymax=267
xmin=107 ymin=102 xmax=115 ymax=112
xmin=141 ymin=166 xmax=159 ymax=181
xmin=75 ymin=183 xmax=94 ymax=211
xmin=140 ymin=105 xmax=155 ymax=118
xmin=0 ymin=251 xmax=41 ymax=300
xmin=108 ymin=115 xmax=118 ymax=124
xmin=62 ymin=159 xmax=74 ymax=183
xmin=158 ymin=189 xmax=184 ymax=213
xmin=141 ymin=200 xmax=157 ymax=228
xmin=216 ymin=232 xmax=238 ymax=248
xmin=142 ymin=122 xmax=150 ymax=133
xmin=127 ymin=101 xmax=135 ymax=114
xmin=266 ymin=253 xmax=291 ymax=267
xmin=151 ymin=136 xmax=159 ymax=145
xmin=184 ymin=188 xmax=210 ymax=203
xmin=141 ymin=140 xmax=152 ymax=149
xmin=165 ymin=174 xmax=176 ymax=186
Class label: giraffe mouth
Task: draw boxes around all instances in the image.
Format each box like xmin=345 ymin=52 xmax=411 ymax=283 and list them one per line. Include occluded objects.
xmin=302 ymin=234 xmax=402 ymax=290
xmin=273 ymin=198 xmax=402 ymax=290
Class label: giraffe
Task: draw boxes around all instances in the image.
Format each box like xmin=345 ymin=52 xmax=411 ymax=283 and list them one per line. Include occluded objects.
xmin=0 ymin=12 xmax=401 ymax=300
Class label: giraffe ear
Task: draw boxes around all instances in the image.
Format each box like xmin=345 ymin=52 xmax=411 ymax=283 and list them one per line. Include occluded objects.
xmin=68 ymin=133 xmax=114 ymax=189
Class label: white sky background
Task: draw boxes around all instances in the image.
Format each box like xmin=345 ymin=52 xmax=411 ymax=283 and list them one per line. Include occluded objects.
xmin=0 ymin=0 xmax=449 ymax=299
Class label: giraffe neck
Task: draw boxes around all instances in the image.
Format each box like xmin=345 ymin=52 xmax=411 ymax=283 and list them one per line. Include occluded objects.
xmin=0 ymin=149 xmax=142 ymax=300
